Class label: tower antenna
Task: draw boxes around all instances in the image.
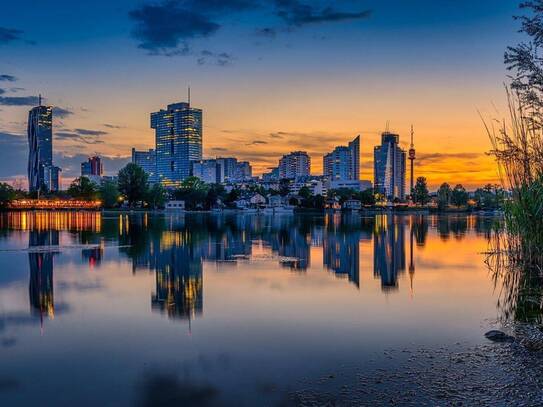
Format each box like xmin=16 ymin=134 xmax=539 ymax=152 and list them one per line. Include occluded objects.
xmin=408 ymin=125 xmax=416 ymax=199
xmin=188 ymin=86 xmax=191 ymax=106
xmin=38 ymin=94 xmax=42 ymax=106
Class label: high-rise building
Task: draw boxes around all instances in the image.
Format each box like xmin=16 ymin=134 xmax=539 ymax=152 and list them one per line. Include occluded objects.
xmin=374 ymin=132 xmax=407 ymax=200
xmin=216 ymin=157 xmax=237 ymax=183
xmin=151 ymin=101 xmax=202 ymax=188
xmin=235 ymin=161 xmax=252 ymax=181
xmin=279 ymin=151 xmax=311 ymax=180
xmin=192 ymin=159 xmax=220 ymax=184
xmin=349 ymin=136 xmax=360 ymax=180
xmin=81 ymin=156 xmax=104 ymax=177
xmin=323 ymin=135 xmax=360 ymax=182
xmin=43 ymin=165 xmax=61 ymax=192
xmin=132 ymin=148 xmax=156 ymax=183
xmin=28 ymin=98 xmax=60 ymax=192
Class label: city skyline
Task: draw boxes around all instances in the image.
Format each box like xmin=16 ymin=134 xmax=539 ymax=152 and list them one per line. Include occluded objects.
xmin=0 ymin=1 xmax=520 ymax=189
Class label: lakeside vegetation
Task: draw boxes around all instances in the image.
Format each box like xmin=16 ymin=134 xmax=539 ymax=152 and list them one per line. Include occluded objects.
xmin=484 ymin=1 xmax=543 ymax=323
xmin=0 ymin=166 xmax=506 ymax=213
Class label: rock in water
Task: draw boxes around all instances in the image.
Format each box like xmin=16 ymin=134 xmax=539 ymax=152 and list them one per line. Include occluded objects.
xmin=485 ymin=330 xmax=514 ymax=343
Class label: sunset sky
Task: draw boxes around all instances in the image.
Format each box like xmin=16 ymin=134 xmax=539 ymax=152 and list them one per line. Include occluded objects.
xmin=0 ymin=0 xmax=522 ymax=189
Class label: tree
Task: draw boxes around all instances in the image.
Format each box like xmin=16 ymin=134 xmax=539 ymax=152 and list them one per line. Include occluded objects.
xmin=118 ymin=163 xmax=148 ymax=207
xmin=328 ymin=188 xmax=355 ymax=204
xmin=0 ymin=182 xmax=15 ymax=207
xmin=146 ymin=183 xmax=167 ymax=209
xmin=451 ymin=184 xmax=468 ymax=207
xmin=356 ymin=189 xmax=375 ymax=206
xmin=474 ymin=184 xmax=506 ymax=210
xmin=412 ymin=177 xmax=430 ymax=205
xmin=99 ymin=180 xmax=121 ymax=208
xmin=437 ymin=183 xmax=452 ymax=210
xmin=505 ymin=1 xmax=543 ymax=121
xmin=68 ymin=177 xmax=99 ymax=200
xmin=298 ymin=186 xmax=312 ymax=200
xmin=173 ymin=177 xmax=209 ymax=210
xmin=224 ymin=188 xmax=240 ymax=205
xmin=279 ymin=179 xmax=291 ymax=196
xmin=205 ymin=183 xmax=226 ymax=209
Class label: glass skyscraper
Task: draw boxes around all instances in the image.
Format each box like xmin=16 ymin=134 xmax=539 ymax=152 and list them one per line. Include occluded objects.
xmin=28 ymin=101 xmax=61 ymax=192
xmin=323 ymin=135 xmax=360 ymax=181
xmin=151 ymin=102 xmax=202 ymax=188
xmin=374 ymin=132 xmax=406 ymax=200
xmin=131 ymin=148 xmax=157 ymax=183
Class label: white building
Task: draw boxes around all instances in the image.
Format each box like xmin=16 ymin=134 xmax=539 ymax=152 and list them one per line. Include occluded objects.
xmin=279 ymin=151 xmax=310 ymax=180
xmin=165 ymin=200 xmax=185 ymax=211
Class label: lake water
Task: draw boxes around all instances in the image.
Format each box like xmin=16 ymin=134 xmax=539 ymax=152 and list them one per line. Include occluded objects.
xmin=0 ymin=211 xmax=502 ymax=406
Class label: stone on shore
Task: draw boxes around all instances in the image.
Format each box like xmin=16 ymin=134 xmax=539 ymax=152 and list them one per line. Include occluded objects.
xmin=484 ymin=330 xmax=515 ymax=343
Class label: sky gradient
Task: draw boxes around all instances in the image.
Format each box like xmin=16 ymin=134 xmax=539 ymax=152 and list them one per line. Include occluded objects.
xmin=0 ymin=0 xmax=523 ymax=189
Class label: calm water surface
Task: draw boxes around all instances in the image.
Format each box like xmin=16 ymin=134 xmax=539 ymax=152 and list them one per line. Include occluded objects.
xmin=0 ymin=211 xmax=501 ymax=406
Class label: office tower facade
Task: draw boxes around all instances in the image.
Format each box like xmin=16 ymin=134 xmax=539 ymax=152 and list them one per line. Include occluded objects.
xmin=192 ymin=159 xmax=220 ymax=184
xmin=132 ymin=148 xmax=157 ymax=183
xmin=28 ymin=101 xmax=60 ymax=192
xmin=216 ymin=157 xmax=237 ymax=183
xmin=279 ymin=151 xmax=311 ymax=180
xmin=151 ymin=102 xmax=202 ymax=188
xmin=349 ymin=136 xmax=360 ymax=180
xmin=81 ymin=156 xmax=104 ymax=177
xmin=235 ymin=161 xmax=252 ymax=181
xmin=323 ymin=135 xmax=360 ymax=181
xmin=374 ymin=132 xmax=407 ymax=200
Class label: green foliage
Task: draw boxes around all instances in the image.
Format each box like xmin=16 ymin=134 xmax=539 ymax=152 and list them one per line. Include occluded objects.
xmin=0 ymin=182 xmax=16 ymax=206
xmin=225 ymin=189 xmax=240 ymax=204
xmin=118 ymin=163 xmax=149 ymax=206
xmin=146 ymin=183 xmax=167 ymax=209
xmin=474 ymin=184 xmax=505 ymax=210
xmin=412 ymin=177 xmax=430 ymax=205
xmin=99 ymin=180 xmax=121 ymax=208
xmin=279 ymin=179 xmax=290 ymax=196
xmin=451 ymin=184 xmax=468 ymax=207
xmin=205 ymin=183 xmax=226 ymax=209
xmin=328 ymin=188 xmax=375 ymax=206
xmin=437 ymin=183 xmax=452 ymax=210
xmin=67 ymin=177 xmax=99 ymax=200
xmin=174 ymin=177 xmax=209 ymax=210
xmin=298 ymin=186 xmax=312 ymax=200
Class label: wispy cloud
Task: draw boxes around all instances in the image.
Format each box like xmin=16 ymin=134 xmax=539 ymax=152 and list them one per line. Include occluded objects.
xmin=55 ymin=128 xmax=108 ymax=145
xmin=103 ymin=123 xmax=126 ymax=129
xmin=0 ymin=95 xmax=39 ymax=106
xmin=0 ymin=74 xmax=17 ymax=82
xmin=128 ymin=0 xmax=372 ymax=60
xmin=274 ymin=0 xmax=372 ymax=27
xmin=0 ymin=27 xmax=24 ymax=45
xmin=53 ymin=106 xmax=74 ymax=118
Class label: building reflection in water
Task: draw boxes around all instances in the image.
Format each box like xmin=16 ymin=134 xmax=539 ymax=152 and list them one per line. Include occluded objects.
xmin=323 ymin=213 xmax=371 ymax=287
xmin=28 ymin=230 xmax=59 ymax=322
xmin=15 ymin=211 xmax=499 ymax=330
xmin=373 ymin=215 xmax=406 ymax=292
xmin=151 ymin=231 xmax=203 ymax=322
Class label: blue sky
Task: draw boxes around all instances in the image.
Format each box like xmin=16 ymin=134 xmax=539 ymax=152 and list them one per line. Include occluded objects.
xmin=0 ymin=0 xmax=524 ymax=187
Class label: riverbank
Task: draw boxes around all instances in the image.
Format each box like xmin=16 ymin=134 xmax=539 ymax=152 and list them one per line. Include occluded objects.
xmin=286 ymin=324 xmax=543 ymax=406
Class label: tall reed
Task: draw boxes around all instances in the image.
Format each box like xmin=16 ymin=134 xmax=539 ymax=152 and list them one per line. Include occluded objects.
xmin=483 ymin=88 xmax=543 ymax=322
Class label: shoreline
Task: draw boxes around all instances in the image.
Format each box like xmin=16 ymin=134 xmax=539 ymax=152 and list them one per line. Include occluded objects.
xmin=0 ymin=207 xmax=502 ymax=215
